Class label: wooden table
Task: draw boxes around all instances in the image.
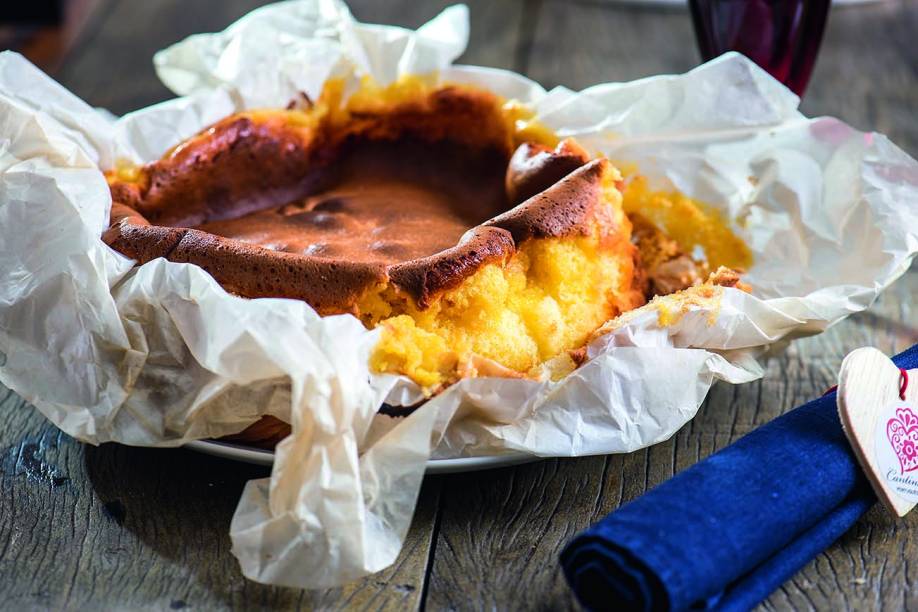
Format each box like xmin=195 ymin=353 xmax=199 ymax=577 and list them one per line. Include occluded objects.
xmin=1 ymin=1 xmax=916 ymax=609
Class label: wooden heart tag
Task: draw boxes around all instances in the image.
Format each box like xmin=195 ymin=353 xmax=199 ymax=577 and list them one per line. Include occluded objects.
xmin=837 ymin=347 xmax=918 ymax=517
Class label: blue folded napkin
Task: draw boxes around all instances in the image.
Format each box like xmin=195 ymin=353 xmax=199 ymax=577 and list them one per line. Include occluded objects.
xmin=562 ymin=344 xmax=918 ymax=611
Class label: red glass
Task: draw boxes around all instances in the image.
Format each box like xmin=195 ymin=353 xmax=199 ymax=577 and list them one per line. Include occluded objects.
xmin=689 ymin=0 xmax=831 ymax=96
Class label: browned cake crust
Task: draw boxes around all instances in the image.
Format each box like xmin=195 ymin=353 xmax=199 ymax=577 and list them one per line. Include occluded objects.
xmin=103 ymin=85 xmax=615 ymax=316
xmin=221 ymin=416 xmax=292 ymax=449
xmin=102 ymin=84 xmax=654 ymax=450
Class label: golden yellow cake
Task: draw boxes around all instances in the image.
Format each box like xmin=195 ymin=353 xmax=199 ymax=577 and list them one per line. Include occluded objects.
xmin=104 ymin=79 xmax=649 ymax=392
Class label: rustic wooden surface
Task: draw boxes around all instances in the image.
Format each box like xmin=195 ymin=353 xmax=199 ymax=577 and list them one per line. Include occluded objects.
xmin=1 ymin=0 xmax=916 ymax=610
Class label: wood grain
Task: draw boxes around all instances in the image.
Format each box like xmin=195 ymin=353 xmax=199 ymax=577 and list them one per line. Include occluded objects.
xmin=54 ymin=0 xmax=275 ymax=115
xmin=0 ymin=0 xmax=916 ymax=610
xmin=758 ymin=268 xmax=917 ymax=612
xmin=801 ymin=0 xmax=918 ymax=157
xmin=527 ymin=1 xmax=698 ymax=89
xmin=1 ymin=1 xmax=526 ymax=610
xmin=52 ymin=0 xmax=530 ymax=117
xmin=529 ymin=0 xmax=918 ymax=157
xmin=0 ymin=393 xmax=443 ymax=610
xmin=423 ymin=4 xmax=918 ymax=608
xmin=424 ymin=267 xmax=917 ymax=611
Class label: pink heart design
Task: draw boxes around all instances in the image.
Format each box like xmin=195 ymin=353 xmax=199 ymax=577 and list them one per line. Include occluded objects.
xmin=887 ymin=407 xmax=918 ymax=474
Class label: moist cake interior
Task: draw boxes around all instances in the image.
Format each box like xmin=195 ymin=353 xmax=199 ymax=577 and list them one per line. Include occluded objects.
xmin=103 ymin=81 xmax=655 ymax=392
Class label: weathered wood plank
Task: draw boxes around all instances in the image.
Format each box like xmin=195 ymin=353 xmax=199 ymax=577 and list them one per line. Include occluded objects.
xmin=54 ymin=0 xmax=275 ymax=115
xmin=527 ymin=1 xmax=698 ymax=90
xmin=2 ymin=0 xmax=915 ymax=610
xmin=1 ymin=1 xmax=529 ymax=609
xmin=425 ymin=455 xmax=600 ymax=610
xmin=53 ymin=0 xmax=531 ymax=117
xmin=424 ymin=2 xmax=917 ymax=608
xmin=756 ymin=267 xmax=917 ymax=612
xmin=800 ymin=0 xmax=918 ymax=157
xmin=529 ymin=0 xmax=917 ymax=157
xmin=0 ymin=392 xmax=444 ymax=610
xmin=425 ymin=266 xmax=916 ymax=610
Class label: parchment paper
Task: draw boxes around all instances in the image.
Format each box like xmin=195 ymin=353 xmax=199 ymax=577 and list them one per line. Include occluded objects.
xmin=0 ymin=0 xmax=915 ymax=588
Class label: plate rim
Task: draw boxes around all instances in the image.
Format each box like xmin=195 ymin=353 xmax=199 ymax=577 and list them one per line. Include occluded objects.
xmin=184 ymin=439 xmax=539 ymax=474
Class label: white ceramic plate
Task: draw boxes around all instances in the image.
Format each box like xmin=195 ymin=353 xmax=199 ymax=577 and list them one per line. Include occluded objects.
xmin=184 ymin=439 xmax=539 ymax=474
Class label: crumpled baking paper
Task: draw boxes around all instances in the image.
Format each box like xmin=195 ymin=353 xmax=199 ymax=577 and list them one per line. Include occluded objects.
xmin=0 ymin=0 xmax=915 ymax=589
